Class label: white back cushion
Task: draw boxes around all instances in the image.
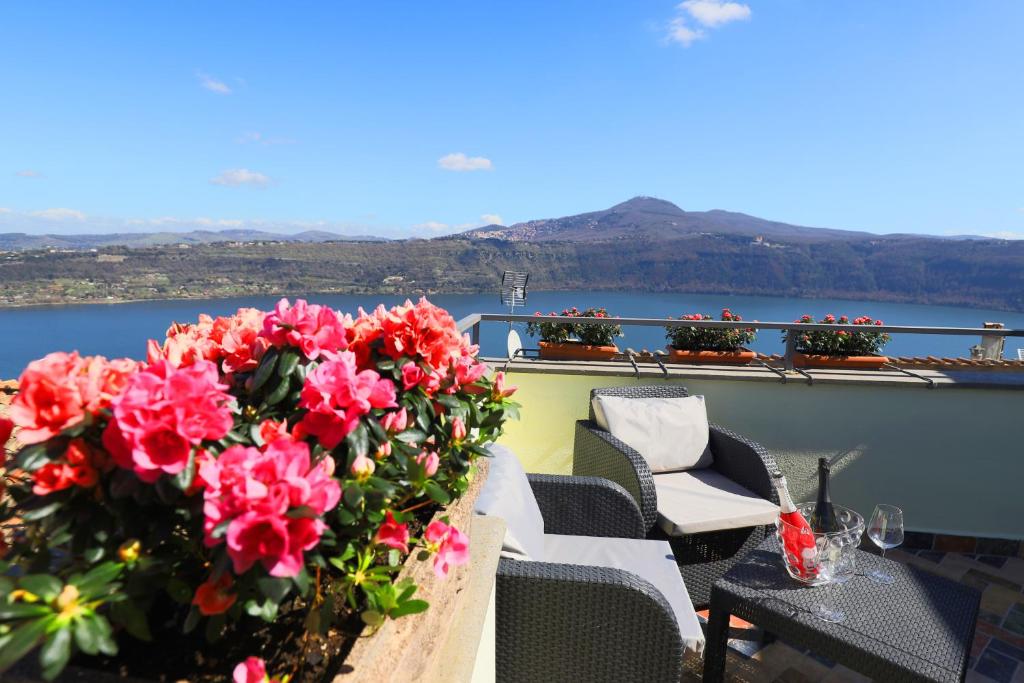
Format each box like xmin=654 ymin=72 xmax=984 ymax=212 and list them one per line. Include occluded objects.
xmin=593 ymin=394 xmax=713 ymax=473
xmin=475 ymin=443 xmax=546 ymax=561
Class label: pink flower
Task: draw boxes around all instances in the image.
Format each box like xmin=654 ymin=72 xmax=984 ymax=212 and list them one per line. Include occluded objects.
xmin=233 ymin=657 xmax=276 ymax=683
xmin=350 ymin=453 xmax=375 ymax=479
xmin=380 ymin=299 xmax=466 ymax=370
xmin=257 ymin=419 xmax=289 ymax=446
xmin=374 ymin=511 xmax=410 ymax=554
xmin=415 ymin=450 xmax=439 ymax=477
xmin=10 ymin=352 xmax=140 ymax=444
xmin=451 ymin=417 xmax=466 ymax=442
xmin=148 ymin=309 xmax=269 ymax=375
xmin=424 ymin=521 xmax=469 ymax=579
xmin=200 ymin=441 xmax=340 ymax=578
xmin=401 ymin=363 xmax=427 ymax=390
xmin=103 ymin=360 xmax=233 ymax=482
xmin=491 ymin=371 xmax=517 ymax=401
xmin=261 ymin=298 xmax=348 ymax=361
xmin=0 ymin=418 xmax=12 ymax=446
xmin=380 ymin=408 xmax=408 ymax=434
xmin=298 ymin=351 xmax=397 ymax=449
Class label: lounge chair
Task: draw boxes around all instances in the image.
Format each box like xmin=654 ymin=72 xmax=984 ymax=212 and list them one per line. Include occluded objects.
xmin=572 ymin=385 xmax=780 ymax=607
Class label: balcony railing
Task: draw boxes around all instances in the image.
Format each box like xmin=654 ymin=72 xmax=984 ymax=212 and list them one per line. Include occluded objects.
xmin=456 ymin=312 xmax=1024 ymax=373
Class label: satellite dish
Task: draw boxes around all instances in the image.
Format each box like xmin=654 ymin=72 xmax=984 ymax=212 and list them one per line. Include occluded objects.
xmin=507 ymin=329 xmax=523 ymax=360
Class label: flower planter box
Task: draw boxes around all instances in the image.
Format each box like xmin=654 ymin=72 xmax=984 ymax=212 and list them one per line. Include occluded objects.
xmin=538 ymin=341 xmax=619 ymax=361
xmin=10 ymin=459 xmax=496 ymax=683
xmin=793 ymin=353 xmax=889 ymax=370
xmin=666 ymin=347 xmax=756 ymax=365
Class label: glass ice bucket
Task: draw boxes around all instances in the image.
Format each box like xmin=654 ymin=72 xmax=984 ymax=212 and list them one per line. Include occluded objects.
xmin=775 ymin=503 xmax=865 ymax=587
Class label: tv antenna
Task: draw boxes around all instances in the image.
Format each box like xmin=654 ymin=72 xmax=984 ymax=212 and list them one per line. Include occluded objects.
xmin=500 ymin=271 xmax=529 ymax=361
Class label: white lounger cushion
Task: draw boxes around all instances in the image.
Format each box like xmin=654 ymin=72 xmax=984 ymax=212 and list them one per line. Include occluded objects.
xmin=654 ymin=469 xmax=779 ymax=536
xmin=543 ymin=534 xmax=706 ymax=656
xmin=475 ymin=444 xmax=547 ymax=561
xmin=592 ymin=395 xmax=714 ymax=473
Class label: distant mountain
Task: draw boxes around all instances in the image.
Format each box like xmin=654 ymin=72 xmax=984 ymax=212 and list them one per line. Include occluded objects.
xmin=0 ymin=229 xmax=387 ymax=251
xmin=460 ymin=196 xmax=892 ymax=243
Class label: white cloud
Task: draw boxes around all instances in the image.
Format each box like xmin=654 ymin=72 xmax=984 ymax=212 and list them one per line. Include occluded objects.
xmin=667 ymin=0 xmax=750 ymax=46
xmin=197 ymin=72 xmax=232 ymax=94
xmin=438 ymin=153 xmax=493 ymax=172
xmin=30 ymin=208 xmax=86 ymax=221
xmin=680 ymin=0 xmax=751 ymax=27
xmin=982 ymin=231 xmax=1024 ymax=240
xmin=412 ymin=221 xmax=449 ymax=232
xmin=210 ymin=169 xmax=272 ymax=188
xmin=0 ymin=208 xmax=11 ymax=214
xmin=237 ymin=131 xmax=296 ymax=146
xmin=481 ymin=213 xmax=503 ymax=225
xmin=667 ymin=19 xmax=705 ymax=46
xmin=15 ymin=169 xmax=44 ymax=178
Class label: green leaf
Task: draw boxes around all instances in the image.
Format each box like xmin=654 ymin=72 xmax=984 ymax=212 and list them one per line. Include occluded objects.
xmin=182 ymin=607 xmax=200 ymax=634
xmin=204 ymin=614 xmax=226 ymax=643
xmin=15 ymin=444 xmax=51 ymax=471
xmin=39 ymin=625 xmax=71 ymax=681
xmin=376 ymin=358 xmax=395 ymax=372
xmin=259 ymin=599 xmax=278 ymax=623
xmin=21 ymin=502 xmax=61 ymax=522
xmin=19 ymin=575 xmax=62 ymax=601
xmin=343 ymin=485 xmax=363 ymax=509
xmin=248 ymin=422 xmax=266 ymax=447
xmin=171 ymin=448 xmax=197 ymax=491
xmin=0 ymin=603 xmax=51 ymax=619
xmin=243 ymin=599 xmax=263 ymax=617
xmin=424 ymin=480 xmax=451 ymax=505
xmin=165 ymin=578 xmax=193 ymax=605
xmin=72 ymin=562 xmax=122 ymax=598
xmin=265 ymin=375 xmax=291 ymax=405
xmin=82 ymin=546 xmax=105 ymax=564
xmin=292 ymin=567 xmax=311 ymax=596
xmin=109 ymin=601 xmax=151 ymax=641
xmin=360 ymin=610 xmax=384 ymax=627
xmin=390 ymin=599 xmax=429 ymax=618
xmin=256 ymin=577 xmax=291 ymax=603
xmin=395 ymin=429 xmax=427 ymax=444
xmin=0 ymin=617 xmax=50 ymax=673
xmin=72 ymin=615 xmax=101 ymax=655
xmin=345 ymin=422 xmax=369 ymax=458
xmin=277 ymin=348 xmax=300 ymax=378
xmin=251 ymin=348 xmax=279 ymax=393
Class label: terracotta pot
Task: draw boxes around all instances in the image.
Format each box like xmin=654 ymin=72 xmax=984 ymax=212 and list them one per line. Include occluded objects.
xmin=538 ymin=341 xmax=619 ymax=361
xmin=11 ymin=459 xmax=495 ymax=683
xmin=666 ymin=347 xmax=756 ymax=365
xmin=793 ymin=353 xmax=889 ymax=370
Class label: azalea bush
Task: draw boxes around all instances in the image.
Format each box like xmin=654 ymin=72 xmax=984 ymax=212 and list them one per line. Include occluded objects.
xmin=665 ymin=309 xmax=756 ymax=351
xmin=784 ymin=314 xmax=891 ymax=356
xmin=526 ymin=307 xmax=622 ymax=347
xmin=0 ymin=297 xmax=517 ymax=681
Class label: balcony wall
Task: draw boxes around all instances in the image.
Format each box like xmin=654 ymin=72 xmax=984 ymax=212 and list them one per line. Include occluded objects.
xmin=496 ymin=366 xmax=1024 ymax=540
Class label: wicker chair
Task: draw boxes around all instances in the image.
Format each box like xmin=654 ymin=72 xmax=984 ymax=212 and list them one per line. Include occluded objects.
xmin=572 ymin=385 xmax=779 ymax=608
xmin=494 ymin=474 xmax=694 ymax=683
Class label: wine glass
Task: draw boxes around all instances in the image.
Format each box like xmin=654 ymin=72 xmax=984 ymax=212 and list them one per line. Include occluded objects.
xmin=810 ymin=534 xmax=857 ymax=623
xmin=866 ymin=504 xmax=904 ymax=585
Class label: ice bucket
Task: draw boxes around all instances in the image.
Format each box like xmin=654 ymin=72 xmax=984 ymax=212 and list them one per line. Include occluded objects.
xmin=775 ymin=502 xmax=865 ymax=586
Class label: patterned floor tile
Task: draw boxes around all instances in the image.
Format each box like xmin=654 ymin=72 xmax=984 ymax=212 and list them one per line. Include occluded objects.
xmin=1005 ymin=604 xmax=1024 ymax=637
xmin=975 ymin=648 xmax=1019 ymax=683
xmin=989 ymin=638 xmax=1024 ymax=663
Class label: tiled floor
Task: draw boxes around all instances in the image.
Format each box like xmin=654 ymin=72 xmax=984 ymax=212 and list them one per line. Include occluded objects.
xmin=684 ymin=548 xmax=1024 ymax=682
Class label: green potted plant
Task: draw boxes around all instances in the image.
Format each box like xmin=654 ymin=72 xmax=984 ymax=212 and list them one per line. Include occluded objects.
xmin=783 ymin=314 xmax=891 ymax=369
xmin=526 ymin=307 xmax=622 ymax=361
xmin=665 ymin=308 xmax=757 ymax=365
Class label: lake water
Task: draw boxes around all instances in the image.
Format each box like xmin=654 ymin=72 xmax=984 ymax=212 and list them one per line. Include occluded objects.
xmin=1 ymin=291 xmax=1022 ymax=378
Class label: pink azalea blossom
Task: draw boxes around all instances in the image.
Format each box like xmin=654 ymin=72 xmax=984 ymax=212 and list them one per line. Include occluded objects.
xmin=380 ymin=298 xmax=467 ymax=370
xmin=415 ymin=450 xmax=439 ymax=477
xmin=350 ymin=453 xmax=375 ymax=479
xmin=451 ymin=417 xmax=467 ymax=442
xmin=200 ymin=440 xmax=340 ymax=577
xmin=424 ymin=520 xmax=469 ymax=578
xmin=233 ymin=657 xmax=279 ymax=683
xmin=261 ymin=298 xmax=348 ymax=361
xmin=491 ymin=371 xmax=517 ymax=400
xmin=298 ymin=351 xmax=397 ymax=449
xmin=374 ymin=511 xmax=410 ymax=554
xmin=102 ymin=360 xmax=232 ymax=482
xmin=380 ymin=408 xmax=408 ymax=433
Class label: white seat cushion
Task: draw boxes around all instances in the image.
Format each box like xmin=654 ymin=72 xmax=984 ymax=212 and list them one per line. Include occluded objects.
xmin=542 ymin=534 xmax=705 ymax=655
xmin=475 ymin=444 xmax=546 ymax=561
xmin=654 ymin=469 xmax=779 ymax=536
xmin=592 ymin=395 xmax=714 ymax=473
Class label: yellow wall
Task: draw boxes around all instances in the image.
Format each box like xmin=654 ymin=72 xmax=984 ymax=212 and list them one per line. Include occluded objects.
xmin=498 ymin=371 xmax=1024 ymax=540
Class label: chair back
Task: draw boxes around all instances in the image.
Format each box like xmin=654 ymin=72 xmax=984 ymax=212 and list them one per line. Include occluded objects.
xmin=588 ymin=385 xmax=690 ymax=422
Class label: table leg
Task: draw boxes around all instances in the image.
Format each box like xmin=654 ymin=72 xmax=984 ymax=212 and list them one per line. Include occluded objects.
xmin=702 ymin=592 xmax=730 ymax=682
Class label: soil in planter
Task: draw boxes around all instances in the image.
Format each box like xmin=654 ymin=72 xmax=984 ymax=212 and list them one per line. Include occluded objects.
xmin=66 ymin=509 xmax=438 ymax=683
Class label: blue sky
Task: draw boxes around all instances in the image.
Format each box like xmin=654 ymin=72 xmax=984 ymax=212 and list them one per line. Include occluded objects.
xmin=2 ymin=1 xmax=1023 ymax=238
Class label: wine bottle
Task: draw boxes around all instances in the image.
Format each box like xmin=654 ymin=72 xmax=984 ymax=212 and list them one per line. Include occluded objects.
xmin=771 ymin=471 xmax=818 ymax=579
xmin=808 ymin=457 xmax=840 ymax=533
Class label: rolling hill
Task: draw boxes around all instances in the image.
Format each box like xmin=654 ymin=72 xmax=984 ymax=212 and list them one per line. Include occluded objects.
xmin=0 ymin=229 xmax=387 ymax=251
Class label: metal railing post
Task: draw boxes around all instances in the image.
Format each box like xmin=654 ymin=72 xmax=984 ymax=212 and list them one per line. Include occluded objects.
xmin=471 ymin=321 xmax=480 ymax=347
xmin=784 ymin=334 xmax=796 ymax=371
